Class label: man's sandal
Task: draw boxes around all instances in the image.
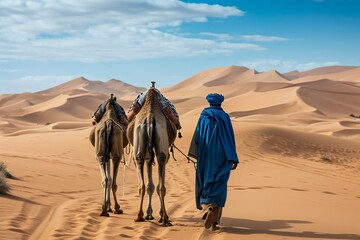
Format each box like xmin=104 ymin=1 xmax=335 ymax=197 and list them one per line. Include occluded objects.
xmin=204 ymin=210 xmax=214 ymax=229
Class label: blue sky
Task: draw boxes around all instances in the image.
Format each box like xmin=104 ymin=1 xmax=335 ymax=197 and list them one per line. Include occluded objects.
xmin=0 ymin=0 xmax=359 ymax=93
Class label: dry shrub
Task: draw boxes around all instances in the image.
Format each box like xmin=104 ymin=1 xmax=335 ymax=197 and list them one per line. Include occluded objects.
xmin=0 ymin=161 xmax=14 ymax=179
xmin=0 ymin=172 xmax=10 ymax=194
xmin=0 ymin=161 xmax=12 ymax=194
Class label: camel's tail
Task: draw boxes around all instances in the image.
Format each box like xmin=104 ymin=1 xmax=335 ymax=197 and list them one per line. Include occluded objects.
xmin=147 ymin=113 xmax=155 ymax=164
xmin=105 ymin=120 xmax=112 ymax=161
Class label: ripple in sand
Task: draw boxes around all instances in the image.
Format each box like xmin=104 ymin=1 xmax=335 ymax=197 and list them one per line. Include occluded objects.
xmin=122 ymin=226 xmax=135 ymax=230
xmin=322 ymin=191 xmax=337 ymax=195
xmin=291 ymin=188 xmax=308 ymax=192
xmin=83 ymin=225 xmax=98 ymax=233
xmin=80 ymin=231 xmax=96 ymax=238
xmin=86 ymin=218 xmax=99 ymax=225
xmin=51 ymin=233 xmax=75 ymax=238
xmin=9 ymin=227 xmax=29 ymax=234
xmin=119 ymin=234 xmax=132 ymax=238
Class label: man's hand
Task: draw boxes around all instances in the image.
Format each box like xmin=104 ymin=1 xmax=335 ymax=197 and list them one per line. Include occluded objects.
xmin=231 ymin=163 xmax=238 ymax=170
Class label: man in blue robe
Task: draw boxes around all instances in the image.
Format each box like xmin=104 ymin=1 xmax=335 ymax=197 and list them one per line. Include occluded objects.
xmin=188 ymin=93 xmax=238 ymax=231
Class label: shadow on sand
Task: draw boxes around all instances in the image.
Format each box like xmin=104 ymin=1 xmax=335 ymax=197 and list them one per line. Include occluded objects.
xmin=0 ymin=193 xmax=39 ymax=205
xmin=220 ymin=217 xmax=360 ymax=239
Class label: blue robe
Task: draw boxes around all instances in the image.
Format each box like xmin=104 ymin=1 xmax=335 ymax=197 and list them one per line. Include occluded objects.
xmin=189 ymin=106 xmax=239 ymax=210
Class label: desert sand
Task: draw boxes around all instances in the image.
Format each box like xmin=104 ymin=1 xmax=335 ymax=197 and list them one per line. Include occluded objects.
xmin=1 ymin=65 xmax=360 ymax=240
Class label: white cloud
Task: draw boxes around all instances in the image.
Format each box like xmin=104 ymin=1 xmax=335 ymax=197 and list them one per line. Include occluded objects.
xmin=9 ymin=75 xmax=76 ymax=84
xmin=238 ymin=59 xmax=341 ymax=72
xmin=240 ymin=35 xmax=290 ymax=42
xmin=0 ymin=0 xmax=255 ymax=62
xmin=0 ymin=68 xmax=22 ymax=73
xmin=200 ymin=33 xmax=289 ymax=42
xmin=200 ymin=32 xmax=234 ymax=41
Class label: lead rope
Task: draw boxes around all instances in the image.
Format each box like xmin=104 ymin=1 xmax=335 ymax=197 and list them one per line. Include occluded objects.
xmin=171 ymin=143 xmax=197 ymax=170
xmin=122 ymin=151 xmax=126 ymax=198
xmin=125 ymin=144 xmax=131 ymax=155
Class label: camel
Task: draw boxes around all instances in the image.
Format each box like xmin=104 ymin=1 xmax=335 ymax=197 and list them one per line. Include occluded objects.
xmin=127 ymin=83 xmax=177 ymax=226
xmin=89 ymin=95 xmax=128 ymax=217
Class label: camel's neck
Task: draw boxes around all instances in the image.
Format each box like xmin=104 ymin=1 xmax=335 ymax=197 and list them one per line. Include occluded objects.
xmin=136 ymin=88 xmax=163 ymax=122
xmin=144 ymin=88 xmax=161 ymax=112
xmin=105 ymin=101 xmax=118 ymax=120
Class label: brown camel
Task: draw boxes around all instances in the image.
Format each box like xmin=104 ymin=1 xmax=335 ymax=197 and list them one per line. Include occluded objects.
xmin=127 ymin=83 xmax=177 ymax=226
xmin=89 ymin=95 xmax=128 ymax=217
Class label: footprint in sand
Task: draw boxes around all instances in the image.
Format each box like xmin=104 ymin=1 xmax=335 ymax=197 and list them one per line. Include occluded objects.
xmin=86 ymin=218 xmax=99 ymax=225
xmin=82 ymin=225 xmax=97 ymax=234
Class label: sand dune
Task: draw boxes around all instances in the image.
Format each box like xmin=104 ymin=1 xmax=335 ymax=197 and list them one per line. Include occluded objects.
xmin=284 ymin=65 xmax=358 ymax=80
xmin=1 ymin=65 xmax=360 ymax=239
xmin=38 ymin=77 xmax=145 ymax=96
xmin=292 ymin=67 xmax=360 ymax=83
xmin=0 ymin=81 xmax=137 ymax=134
xmin=167 ymin=66 xmax=250 ymax=90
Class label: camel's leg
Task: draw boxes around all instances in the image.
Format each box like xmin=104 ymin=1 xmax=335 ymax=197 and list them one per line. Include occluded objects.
xmin=153 ymin=123 xmax=172 ymax=226
xmin=112 ymin=157 xmax=123 ymax=214
xmin=156 ymin=152 xmax=172 ymax=226
xmin=145 ymin=159 xmax=155 ymax=220
xmin=135 ymin=156 xmax=146 ymax=222
xmin=134 ymin=125 xmax=147 ymax=222
xmin=104 ymin=161 xmax=112 ymax=215
xmin=99 ymin=161 xmax=112 ymax=217
xmin=110 ymin=126 xmax=124 ymax=214
xmin=96 ymin=125 xmax=111 ymax=217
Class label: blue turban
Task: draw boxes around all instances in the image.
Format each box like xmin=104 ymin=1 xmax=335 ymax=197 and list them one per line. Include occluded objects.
xmin=206 ymin=93 xmax=224 ymax=106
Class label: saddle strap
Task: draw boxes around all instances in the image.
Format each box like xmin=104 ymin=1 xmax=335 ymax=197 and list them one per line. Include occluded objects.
xmin=109 ymin=116 xmax=124 ymax=131
xmin=97 ymin=113 xmax=124 ymax=131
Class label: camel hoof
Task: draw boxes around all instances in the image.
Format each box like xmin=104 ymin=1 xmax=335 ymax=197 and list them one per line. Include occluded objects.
xmin=145 ymin=215 xmax=154 ymax=220
xmin=100 ymin=211 xmax=110 ymax=217
xmin=107 ymin=208 xmax=113 ymax=213
xmin=211 ymin=224 xmax=220 ymax=232
xmin=134 ymin=217 xmax=145 ymax=222
xmin=161 ymin=221 xmax=173 ymax=227
xmin=114 ymin=209 xmax=123 ymax=214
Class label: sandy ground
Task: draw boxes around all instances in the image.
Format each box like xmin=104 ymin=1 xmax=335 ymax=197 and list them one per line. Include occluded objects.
xmin=1 ymin=66 xmax=360 ymax=240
